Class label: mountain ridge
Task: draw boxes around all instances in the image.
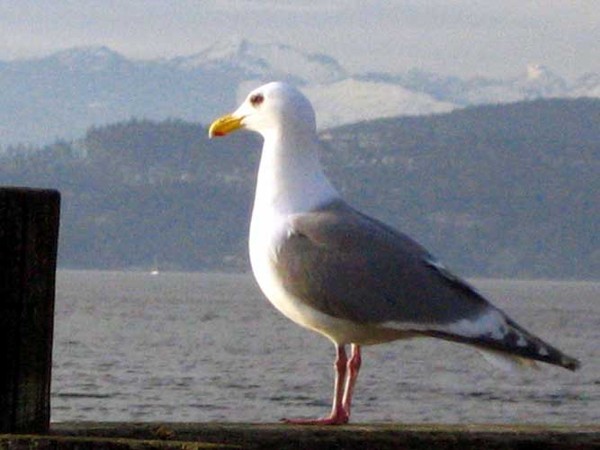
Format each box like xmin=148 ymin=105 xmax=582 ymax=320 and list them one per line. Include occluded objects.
xmin=1 ymin=97 xmax=598 ymax=280
xmin=1 ymin=41 xmax=598 ymax=146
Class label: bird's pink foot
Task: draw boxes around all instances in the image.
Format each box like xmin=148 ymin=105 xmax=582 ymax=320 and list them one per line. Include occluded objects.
xmin=281 ymin=410 xmax=349 ymax=425
xmin=281 ymin=344 xmax=360 ymax=426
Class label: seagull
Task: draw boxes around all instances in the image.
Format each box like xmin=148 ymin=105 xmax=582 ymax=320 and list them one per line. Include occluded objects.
xmin=208 ymin=81 xmax=580 ymax=425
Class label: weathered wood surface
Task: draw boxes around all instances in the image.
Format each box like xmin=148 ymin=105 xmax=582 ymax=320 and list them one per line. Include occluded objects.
xmin=1 ymin=422 xmax=597 ymax=450
xmin=0 ymin=188 xmax=60 ymax=433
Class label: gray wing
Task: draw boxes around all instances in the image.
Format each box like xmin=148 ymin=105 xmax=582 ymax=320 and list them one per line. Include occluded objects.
xmin=274 ymin=199 xmax=580 ymax=370
xmin=275 ymin=199 xmax=490 ymax=326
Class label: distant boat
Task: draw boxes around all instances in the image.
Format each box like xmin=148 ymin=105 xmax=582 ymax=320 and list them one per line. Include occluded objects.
xmin=150 ymin=257 xmax=160 ymax=275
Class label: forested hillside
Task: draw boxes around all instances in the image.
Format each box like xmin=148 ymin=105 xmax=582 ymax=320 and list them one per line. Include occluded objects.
xmin=1 ymin=98 xmax=597 ymax=279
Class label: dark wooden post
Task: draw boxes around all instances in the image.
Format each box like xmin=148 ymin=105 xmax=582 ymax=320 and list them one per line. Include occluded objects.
xmin=0 ymin=187 xmax=60 ymax=433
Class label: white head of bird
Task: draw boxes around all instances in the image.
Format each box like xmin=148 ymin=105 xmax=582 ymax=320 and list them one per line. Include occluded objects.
xmin=209 ymin=81 xmax=317 ymax=142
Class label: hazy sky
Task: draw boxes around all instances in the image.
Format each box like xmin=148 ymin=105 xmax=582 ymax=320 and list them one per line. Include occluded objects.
xmin=0 ymin=1 xmax=598 ymax=78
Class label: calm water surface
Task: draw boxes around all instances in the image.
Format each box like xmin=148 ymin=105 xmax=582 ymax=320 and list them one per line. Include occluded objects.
xmin=52 ymin=271 xmax=599 ymax=424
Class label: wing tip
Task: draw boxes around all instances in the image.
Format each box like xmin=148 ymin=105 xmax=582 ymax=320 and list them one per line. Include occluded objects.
xmin=424 ymin=318 xmax=582 ymax=373
xmin=561 ymin=355 xmax=581 ymax=372
xmin=479 ymin=348 xmax=581 ymax=373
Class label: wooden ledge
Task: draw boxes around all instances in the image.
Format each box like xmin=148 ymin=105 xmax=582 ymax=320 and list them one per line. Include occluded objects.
xmin=2 ymin=422 xmax=596 ymax=450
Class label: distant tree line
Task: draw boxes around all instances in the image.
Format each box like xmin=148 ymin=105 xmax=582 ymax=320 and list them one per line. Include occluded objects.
xmin=0 ymin=98 xmax=598 ymax=279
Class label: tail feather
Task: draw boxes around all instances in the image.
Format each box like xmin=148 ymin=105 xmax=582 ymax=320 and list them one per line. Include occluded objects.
xmin=423 ymin=309 xmax=581 ymax=371
xmin=501 ymin=317 xmax=581 ymax=371
xmin=477 ymin=348 xmax=540 ymax=372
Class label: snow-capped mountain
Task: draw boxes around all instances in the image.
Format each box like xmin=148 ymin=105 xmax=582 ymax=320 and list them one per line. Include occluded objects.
xmin=451 ymin=71 xmax=561 ymax=106
xmin=305 ymin=79 xmax=455 ymax=129
xmin=50 ymin=45 xmax=131 ymax=72
xmin=570 ymin=72 xmax=600 ymax=98
xmin=0 ymin=41 xmax=597 ymax=146
xmin=174 ymin=38 xmax=347 ymax=85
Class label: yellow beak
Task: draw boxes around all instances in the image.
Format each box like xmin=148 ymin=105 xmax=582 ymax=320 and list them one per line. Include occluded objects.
xmin=208 ymin=113 xmax=244 ymax=138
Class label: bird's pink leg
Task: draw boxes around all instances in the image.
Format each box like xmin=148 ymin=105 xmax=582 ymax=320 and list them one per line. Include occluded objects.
xmin=282 ymin=344 xmax=349 ymax=425
xmin=342 ymin=344 xmax=361 ymax=418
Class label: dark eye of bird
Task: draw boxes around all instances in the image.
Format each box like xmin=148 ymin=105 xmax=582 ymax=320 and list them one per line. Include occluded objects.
xmin=250 ymin=93 xmax=264 ymax=106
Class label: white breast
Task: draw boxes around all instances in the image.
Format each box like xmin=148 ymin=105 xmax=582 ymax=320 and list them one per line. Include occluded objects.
xmin=249 ymin=213 xmax=312 ymax=325
xmin=249 ymin=211 xmax=361 ymax=343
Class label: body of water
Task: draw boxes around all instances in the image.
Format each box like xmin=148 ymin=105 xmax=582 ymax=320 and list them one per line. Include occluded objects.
xmin=52 ymin=271 xmax=599 ymax=424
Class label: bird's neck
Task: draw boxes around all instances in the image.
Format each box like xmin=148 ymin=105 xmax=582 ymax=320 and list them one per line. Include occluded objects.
xmin=253 ymin=131 xmax=339 ymax=216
